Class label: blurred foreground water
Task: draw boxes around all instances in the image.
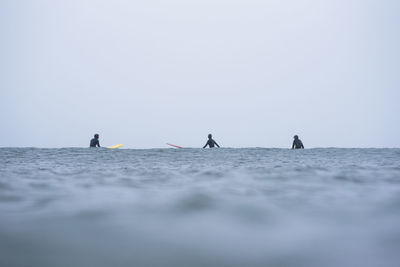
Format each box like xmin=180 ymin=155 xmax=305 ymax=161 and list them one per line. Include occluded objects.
xmin=0 ymin=148 xmax=400 ymax=267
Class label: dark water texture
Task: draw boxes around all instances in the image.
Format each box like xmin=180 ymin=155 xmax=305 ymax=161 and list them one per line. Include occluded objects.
xmin=0 ymin=148 xmax=400 ymax=267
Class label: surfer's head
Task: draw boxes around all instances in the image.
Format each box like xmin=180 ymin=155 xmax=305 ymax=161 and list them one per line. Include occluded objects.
xmin=94 ymin=134 xmax=99 ymax=139
xmin=294 ymin=135 xmax=298 ymax=140
xmin=208 ymin=134 xmax=212 ymax=139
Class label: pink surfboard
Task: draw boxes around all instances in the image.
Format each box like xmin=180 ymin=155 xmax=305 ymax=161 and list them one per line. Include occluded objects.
xmin=166 ymin=143 xmax=184 ymax=149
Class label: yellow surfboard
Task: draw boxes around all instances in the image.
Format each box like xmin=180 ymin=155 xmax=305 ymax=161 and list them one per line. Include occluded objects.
xmin=107 ymin=144 xmax=123 ymax=149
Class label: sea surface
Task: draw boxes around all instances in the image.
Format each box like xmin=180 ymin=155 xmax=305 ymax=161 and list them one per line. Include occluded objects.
xmin=0 ymin=148 xmax=399 ymax=267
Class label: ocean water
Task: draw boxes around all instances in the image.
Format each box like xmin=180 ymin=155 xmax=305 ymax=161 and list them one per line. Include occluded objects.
xmin=0 ymin=147 xmax=399 ymax=267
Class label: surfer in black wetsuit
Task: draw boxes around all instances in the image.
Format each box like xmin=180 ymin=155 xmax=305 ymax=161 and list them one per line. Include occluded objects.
xmin=90 ymin=134 xmax=100 ymax=147
xmin=203 ymin=134 xmax=220 ymax=148
xmin=292 ymin=135 xmax=304 ymax=149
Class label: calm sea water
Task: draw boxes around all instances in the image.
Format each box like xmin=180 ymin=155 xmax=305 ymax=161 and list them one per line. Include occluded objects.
xmin=0 ymin=148 xmax=399 ymax=267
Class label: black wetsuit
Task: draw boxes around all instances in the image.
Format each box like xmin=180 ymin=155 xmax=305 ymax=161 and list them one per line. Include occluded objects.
xmin=90 ymin=138 xmax=100 ymax=147
xmin=203 ymin=138 xmax=220 ymax=148
xmin=292 ymin=139 xmax=304 ymax=149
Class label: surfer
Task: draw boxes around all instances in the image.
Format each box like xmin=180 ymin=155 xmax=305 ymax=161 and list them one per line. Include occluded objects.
xmin=292 ymin=135 xmax=304 ymax=149
xmin=90 ymin=134 xmax=101 ymax=147
xmin=203 ymin=134 xmax=220 ymax=148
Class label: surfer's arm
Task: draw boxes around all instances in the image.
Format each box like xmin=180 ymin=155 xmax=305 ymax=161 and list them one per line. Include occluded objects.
xmin=203 ymin=141 xmax=209 ymax=148
xmin=291 ymin=141 xmax=295 ymax=149
xmin=215 ymin=141 xmax=220 ymax=148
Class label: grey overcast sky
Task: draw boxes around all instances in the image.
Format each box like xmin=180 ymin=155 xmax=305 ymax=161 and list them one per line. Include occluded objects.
xmin=1 ymin=0 xmax=399 ymax=148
